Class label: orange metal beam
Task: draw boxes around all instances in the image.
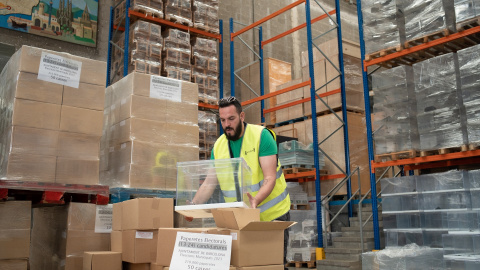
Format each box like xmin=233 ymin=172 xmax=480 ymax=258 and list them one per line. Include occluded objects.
xmin=404 ymin=157 xmax=480 ymax=171
xmin=284 ymin=170 xmax=346 ymax=181
xmin=364 ymin=26 xmax=480 ymax=69
xmin=263 ymin=88 xmax=341 ymax=114
xmin=371 ymin=149 xmax=480 ymax=173
xmin=231 ymin=0 xmax=306 ymax=40
xmin=129 ymin=10 xmax=222 ymax=41
xmin=198 ymin=102 xmax=219 ymax=110
xmin=262 ymin=9 xmax=336 ymax=48
xmin=113 ymin=25 xmax=125 ymax=31
xmin=241 ymin=80 xmax=311 ymax=107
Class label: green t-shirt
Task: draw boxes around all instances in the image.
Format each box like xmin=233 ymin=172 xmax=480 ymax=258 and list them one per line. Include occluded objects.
xmin=210 ymin=128 xmax=277 ymax=159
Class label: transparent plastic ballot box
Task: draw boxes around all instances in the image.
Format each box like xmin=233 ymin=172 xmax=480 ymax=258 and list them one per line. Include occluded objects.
xmin=175 ymin=158 xmax=253 ymax=211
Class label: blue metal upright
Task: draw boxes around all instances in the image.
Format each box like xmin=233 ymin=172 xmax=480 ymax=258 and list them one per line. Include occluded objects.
xmin=219 ymin=19 xmax=224 ymax=100
xmin=229 ymin=18 xmax=235 ymax=97
xmin=259 ymin=26 xmax=265 ymax=124
xmin=356 ymin=0 xmax=381 ymax=250
xmin=123 ymin=0 xmax=131 ymax=76
xmin=106 ymin=6 xmax=114 ymax=86
xmin=304 ymin=0 xmax=323 ymax=247
xmin=334 ymin=0 xmax=353 ymax=219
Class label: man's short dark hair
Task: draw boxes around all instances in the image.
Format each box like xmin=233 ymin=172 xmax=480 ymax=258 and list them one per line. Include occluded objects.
xmin=218 ymin=96 xmax=242 ymax=114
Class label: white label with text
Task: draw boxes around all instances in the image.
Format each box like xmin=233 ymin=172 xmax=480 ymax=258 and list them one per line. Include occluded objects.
xmin=150 ymin=75 xmax=182 ymax=102
xmin=94 ymin=204 xmax=113 ymax=233
xmin=38 ymin=52 xmax=82 ymax=88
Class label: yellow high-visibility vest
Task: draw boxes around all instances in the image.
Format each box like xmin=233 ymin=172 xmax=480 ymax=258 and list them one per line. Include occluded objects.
xmin=213 ymin=123 xmax=290 ymax=221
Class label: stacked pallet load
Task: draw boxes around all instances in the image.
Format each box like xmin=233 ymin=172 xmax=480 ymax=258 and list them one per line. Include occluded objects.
xmin=278 ymin=140 xmax=325 ymax=169
xmin=198 ymin=110 xmax=217 ymax=160
xmin=0 ymin=46 xmax=105 ymax=184
xmin=163 ymin=28 xmax=192 ymax=81
xmin=164 ymin=0 xmax=193 ymax=26
xmin=287 ymin=209 xmax=318 ymax=268
xmin=413 ymin=53 xmax=468 ymax=151
xmin=454 ymin=0 xmax=480 ymax=29
xmin=112 ymin=20 xmax=163 ymax=84
xmin=402 ymin=0 xmax=456 ymax=47
xmin=114 ymin=0 xmax=164 ymax=26
xmin=192 ymin=37 xmax=219 ymax=104
xmin=457 ymin=44 xmax=480 ymax=149
xmin=100 ymin=72 xmax=199 ymax=190
xmin=0 ymin=201 xmax=31 ymax=269
xmin=361 ymin=0 xmax=405 ymax=57
xmin=372 ymin=66 xmax=419 ymax=157
xmin=362 ymin=245 xmax=444 ymax=269
xmin=193 ymin=0 xmax=219 ymax=33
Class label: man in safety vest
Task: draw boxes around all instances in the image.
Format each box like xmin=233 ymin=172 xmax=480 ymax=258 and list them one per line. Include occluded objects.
xmin=191 ymin=96 xmax=290 ymax=268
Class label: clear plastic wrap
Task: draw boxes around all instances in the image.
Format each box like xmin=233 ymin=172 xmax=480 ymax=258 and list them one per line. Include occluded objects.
xmin=286 ymin=231 xmax=317 ymax=262
xmin=469 ymin=170 xmax=480 ymax=210
xmin=0 ymin=201 xmax=31 ymax=261
xmin=372 ymin=66 xmax=419 ymax=155
xmin=193 ymin=0 xmax=219 ymax=33
xmin=163 ymin=28 xmax=192 ymax=82
xmin=278 ymin=140 xmax=325 ymax=167
xmin=192 ymin=37 xmax=219 ymax=104
xmin=443 ymin=234 xmax=480 ymax=267
xmin=100 ymin=72 xmax=199 ymax=189
xmin=175 ymin=158 xmax=253 ymax=209
xmin=164 ymin=0 xmax=193 ymax=26
xmin=198 ymin=110 xmax=217 ymax=160
xmin=402 ymin=0 xmax=456 ymax=41
xmin=0 ymin=260 xmax=28 ymax=270
xmin=446 ymin=210 xmax=480 ymax=231
xmin=455 ymin=0 xmax=480 ymax=24
xmin=362 ymin=244 xmax=444 ymax=269
xmin=362 ymin=0 xmax=405 ymax=54
xmin=413 ymin=53 xmax=467 ymax=150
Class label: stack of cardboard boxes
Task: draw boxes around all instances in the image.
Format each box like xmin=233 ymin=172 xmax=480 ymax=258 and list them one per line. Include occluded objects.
xmin=198 ymin=110 xmax=218 ymax=160
xmin=163 ymin=28 xmax=192 ymax=81
xmin=164 ymin=0 xmax=193 ymax=26
xmin=192 ymin=37 xmax=219 ymax=105
xmin=30 ymin=203 xmax=111 ymax=270
xmin=0 ymin=201 xmax=31 ymax=270
xmin=193 ymin=0 xmax=220 ymax=33
xmin=100 ymin=72 xmax=199 ymax=189
xmin=0 ymin=45 xmax=106 ymax=184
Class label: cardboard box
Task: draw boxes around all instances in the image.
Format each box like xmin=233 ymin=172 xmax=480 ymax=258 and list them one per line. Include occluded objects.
xmin=55 ymin=157 xmax=99 ymax=185
xmin=303 ymin=59 xmax=328 ymax=113
xmin=57 ymin=131 xmax=100 ymax=160
xmin=236 ymin=266 xmax=284 ymax=270
xmin=12 ymin=98 xmax=61 ymax=130
xmin=11 ymin=45 xmax=107 ymax=86
xmin=124 ymin=263 xmax=151 ymax=270
xmin=0 ymin=260 xmax=28 ymax=270
xmin=122 ymin=230 xmax=158 ymax=263
xmin=0 ymin=202 xmax=31 ymax=259
xmin=157 ymin=267 xmax=235 ymax=270
xmin=155 ymin=228 xmax=230 ymax=266
xmin=112 ymin=164 xmax=179 ymax=189
xmin=300 ymin=38 xmax=361 ymax=67
xmin=15 ymin=71 xmax=63 ymax=104
xmin=60 ymin=106 xmax=103 ymax=136
xmin=112 ymin=204 xmax=122 ymax=231
xmin=275 ymin=79 xmax=304 ymax=123
xmin=83 ymin=251 xmax=122 ymax=270
xmin=111 ymin=230 xmax=122 ymax=253
xmin=121 ymin=198 xmax=174 ymax=230
xmin=63 ymin=83 xmax=105 ymax=111
xmin=212 ymin=208 xmax=295 ymax=267
xmin=4 ymin=153 xmax=56 ymax=182
xmin=8 ymin=126 xmax=58 ymax=156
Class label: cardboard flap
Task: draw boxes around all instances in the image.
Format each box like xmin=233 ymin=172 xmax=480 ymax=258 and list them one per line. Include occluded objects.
xmin=241 ymin=221 xmax=296 ymax=231
xmin=211 ymin=208 xmax=260 ymax=230
xmin=175 ymin=209 xmax=213 ymax=219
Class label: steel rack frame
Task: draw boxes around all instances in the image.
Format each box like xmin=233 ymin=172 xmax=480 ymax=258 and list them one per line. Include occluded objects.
xmin=229 ymin=0 xmax=358 ymax=252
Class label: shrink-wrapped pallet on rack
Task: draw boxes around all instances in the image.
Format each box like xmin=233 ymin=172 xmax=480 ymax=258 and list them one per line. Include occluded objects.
xmin=361 ymin=0 xmax=405 ymax=55
xmin=0 ymin=46 xmax=106 ymax=184
xmin=457 ymin=44 xmax=480 ymax=148
xmin=198 ymin=110 xmax=217 ymax=160
xmin=193 ymin=0 xmax=219 ymax=33
xmin=162 ymin=28 xmax=192 ymax=81
xmin=100 ymin=72 xmax=199 ymax=189
xmin=413 ymin=53 xmax=468 ymax=151
xmin=114 ymin=0 xmax=164 ymax=26
xmin=112 ymin=20 xmax=163 ymax=84
xmin=192 ymin=37 xmax=219 ymax=104
xmin=402 ymin=0 xmax=456 ymax=45
xmin=454 ymin=0 xmax=480 ymax=26
xmin=164 ymin=0 xmax=192 ymax=26
xmin=372 ymin=65 xmax=419 ymax=155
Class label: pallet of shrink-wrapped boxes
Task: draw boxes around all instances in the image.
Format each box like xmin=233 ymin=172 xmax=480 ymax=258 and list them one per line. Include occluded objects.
xmin=193 ymin=0 xmax=219 ymax=33
xmin=162 ymin=28 xmax=192 ymax=81
xmin=198 ymin=110 xmax=218 ymax=160
xmin=0 ymin=201 xmax=31 ymax=268
xmin=114 ymin=0 xmax=164 ymax=26
xmin=192 ymin=36 xmax=219 ymax=104
xmin=164 ymin=0 xmax=193 ymax=26
xmin=454 ymin=0 xmax=480 ymax=30
xmin=0 ymin=45 xmax=106 ymax=184
xmin=111 ymin=20 xmax=163 ymax=84
xmin=100 ymin=72 xmax=199 ymax=190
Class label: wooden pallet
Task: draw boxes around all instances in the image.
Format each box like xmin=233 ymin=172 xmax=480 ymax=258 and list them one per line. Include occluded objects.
xmin=375 ymin=149 xmax=419 ymax=162
xmin=457 ymin=17 xmax=480 ymax=31
xmin=286 ymin=258 xmax=316 ymax=269
xmin=404 ymin=29 xmax=451 ymax=49
xmin=282 ymin=166 xmax=328 ymax=175
xmin=420 ymin=145 xmax=469 ymax=157
xmin=164 ymin=13 xmax=194 ymax=27
xmin=365 ymin=45 xmax=403 ymax=61
xmin=131 ymin=6 xmax=163 ymax=19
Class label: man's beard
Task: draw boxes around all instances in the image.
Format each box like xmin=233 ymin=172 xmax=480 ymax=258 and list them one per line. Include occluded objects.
xmin=225 ymin=120 xmax=243 ymax=141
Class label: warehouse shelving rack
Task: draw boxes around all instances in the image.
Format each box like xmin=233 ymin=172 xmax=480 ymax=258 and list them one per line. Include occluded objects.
xmin=106 ymin=0 xmax=224 ymax=110
xmin=356 ymin=0 xmax=480 ymax=250
xmin=229 ymin=0 xmax=362 ymax=253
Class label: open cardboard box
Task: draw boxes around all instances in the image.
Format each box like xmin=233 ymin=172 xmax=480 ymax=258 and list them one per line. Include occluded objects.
xmin=211 ymin=208 xmax=295 ymax=267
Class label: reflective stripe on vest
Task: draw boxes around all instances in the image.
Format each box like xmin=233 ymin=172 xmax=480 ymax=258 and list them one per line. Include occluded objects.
xmin=213 ymin=123 xmax=290 ymax=221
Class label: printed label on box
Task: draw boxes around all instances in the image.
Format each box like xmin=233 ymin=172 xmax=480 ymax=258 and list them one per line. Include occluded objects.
xmin=95 ymin=204 xmax=113 ymax=233
xmin=170 ymin=232 xmax=232 ymax=270
xmin=38 ymin=52 xmax=82 ymax=88
xmin=150 ymin=75 xmax=182 ymax=102
xmin=230 ymin=232 xmax=237 ymax=240
xmin=136 ymin=231 xmax=154 ymax=239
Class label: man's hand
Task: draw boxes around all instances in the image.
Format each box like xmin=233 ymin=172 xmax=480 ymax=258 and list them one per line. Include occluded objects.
xmin=247 ymin=192 xmax=257 ymax=208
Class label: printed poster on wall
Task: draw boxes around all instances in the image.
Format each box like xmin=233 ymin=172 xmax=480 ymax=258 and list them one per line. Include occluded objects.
xmin=0 ymin=0 xmax=98 ymax=47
